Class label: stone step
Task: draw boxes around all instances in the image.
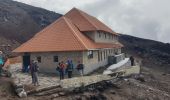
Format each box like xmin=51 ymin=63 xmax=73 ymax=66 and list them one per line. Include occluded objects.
xmin=27 ymin=85 xmax=60 ymax=95
xmin=34 ymin=87 xmax=64 ymax=96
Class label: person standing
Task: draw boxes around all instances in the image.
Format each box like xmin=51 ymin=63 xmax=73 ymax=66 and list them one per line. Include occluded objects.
xmin=130 ymin=56 xmax=135 ymax=66
xmin=59 ymin=61 xmax=65 ymax=80
xmin=29 ymin=60 xmax=34 ymax=84
xmin=76 ymin=61 xmax=84 ymax=76
xmin=56 ymin=62 xmax=60 ymax=75
xmin=66 ymin=60 xmax=73 ymax=78
xmin=0 ymin=51 xmax=4 ymax=75
xmin=32 ymin=61 xmax=39 ymax=86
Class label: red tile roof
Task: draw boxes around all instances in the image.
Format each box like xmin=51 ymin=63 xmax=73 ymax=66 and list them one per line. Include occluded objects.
xmin=65 ymin=8 xmax=116 ymax=34
xmin=14 ymin=8 xmax=123 ymax=53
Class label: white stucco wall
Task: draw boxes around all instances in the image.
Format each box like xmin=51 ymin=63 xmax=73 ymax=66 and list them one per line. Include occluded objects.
xmin=82 ymin=48 xmax=118 ymax=74
xmin=84 ymin=31 xmax=118 ymax=43
xmin=94 ymin=31 xmax=118 ymax=43
xmin=84 ymin=31 xmax=95 ymax=40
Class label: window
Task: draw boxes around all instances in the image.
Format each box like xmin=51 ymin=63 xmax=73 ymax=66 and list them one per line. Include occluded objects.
xmin=104 ymin=33 xmax=106 ymax=38
xmin=116 ymin=36 xmax=118 ymax=41
xmin=114 ymin=35 xmax=118 ymax=41
xmin=104 ymin=51 xmax=106 ymax=59
xmin=109 ymin=34 xmax=111 ymax=39
xmin=115 ymin=49 xmax=118 ymax=55
xmin=88 ymin=50 xmax=93 ymax=59
xmin=106 ymin=50 xmax=107 ymax=57
xmin=53 ymin=56 xmax=58 ymax=62
xmin=98 ymin=32 xmax=101 ymax=38
xmin=105 ymin=50 xmax=107 ymax=58
xmin=100 ymin=51 xmax=103 ymax=61
xmin=37 ymin=56 xmax=41 ymax=63
xmin=108 ymin=34 xmax=110 ymax=39
xmin=98 ymin=51 xmax=100 ymax=62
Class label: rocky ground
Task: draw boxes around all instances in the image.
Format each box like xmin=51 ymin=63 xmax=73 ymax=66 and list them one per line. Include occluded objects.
xmin=24 ymin=66 xmax=170 ymax=100
xmin=10 ymin=63 xmax=60 ymax=93
xmin=35 ymin=66 xmax=170 ymax=100
xmin=0 ymin=60 xmax=169 ymax=100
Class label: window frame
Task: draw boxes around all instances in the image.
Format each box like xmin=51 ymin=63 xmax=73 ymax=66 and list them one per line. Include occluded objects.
xmin=98 ymin=51 xmax=100 ymax=62
xmin=53 ymin=56 xmax=59 ymax=62
xmin=101 ymin=51 xmax=103 ymax=61
xmin=88 ymin=50 xmax=93 ymax=59
xmin=104 ymin=33 xmax=106 ymax=38
xmin=98 ymin=32 xmax=101 ymax=38
xmin=36 ymin=56 xmax=41 ymax=63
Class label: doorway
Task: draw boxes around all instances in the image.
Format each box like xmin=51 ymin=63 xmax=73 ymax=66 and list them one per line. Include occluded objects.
xmin=23 ymin=53 xmax=30 ymax=72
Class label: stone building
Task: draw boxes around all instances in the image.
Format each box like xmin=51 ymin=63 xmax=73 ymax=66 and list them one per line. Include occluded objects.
xmin=14 ymin=8 xmax=123 ymax=74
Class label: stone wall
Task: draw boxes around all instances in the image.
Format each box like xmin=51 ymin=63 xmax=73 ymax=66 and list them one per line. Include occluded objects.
xmin=29 ymin=48 xmax=121 ymax=74
xmin=30 ymin=52 xmax=83 ymax=73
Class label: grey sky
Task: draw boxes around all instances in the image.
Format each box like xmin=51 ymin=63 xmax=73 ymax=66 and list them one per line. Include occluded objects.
xmin=14 ymin=0 xmax=170 ymax=43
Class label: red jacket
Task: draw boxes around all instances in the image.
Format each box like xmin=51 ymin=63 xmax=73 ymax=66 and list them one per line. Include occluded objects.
xmin=59 ymin=63 xmax=65 ymax=71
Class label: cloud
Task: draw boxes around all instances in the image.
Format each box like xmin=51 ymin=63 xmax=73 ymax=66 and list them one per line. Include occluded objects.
xmin=13 ymin=0 xmax=170 ymax=43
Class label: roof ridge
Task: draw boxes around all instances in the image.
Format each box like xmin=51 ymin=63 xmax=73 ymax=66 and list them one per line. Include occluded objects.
xmin=76 ymin=9 xmax=99 ymax=30
xmin=63 ymin=17 xmax=89 ymax=50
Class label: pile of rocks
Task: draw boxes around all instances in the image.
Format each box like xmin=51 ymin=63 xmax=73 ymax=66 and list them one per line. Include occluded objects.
xmin=12 ymin=78 xmax=27 ymax=98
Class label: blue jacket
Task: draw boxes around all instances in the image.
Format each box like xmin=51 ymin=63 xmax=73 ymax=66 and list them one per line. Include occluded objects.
xmin=0 ymin=57 xmax=4 ymax=65
xmin=67 ymin=62 xmax=73 ymax=71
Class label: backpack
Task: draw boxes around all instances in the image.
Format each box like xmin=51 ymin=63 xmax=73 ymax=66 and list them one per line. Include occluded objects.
xmin=33 ymin=63 xmax=39 ymax=72
xmin=56 ymin=66 xmax=60 ymax=71
xmin=77 ymin=64 xmax=83 ymax=70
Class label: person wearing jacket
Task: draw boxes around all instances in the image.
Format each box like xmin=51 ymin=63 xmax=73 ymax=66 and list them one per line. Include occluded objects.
xmin=32 ymin=61 xmax=39 ymax=86
xmin=66 ymin=60 xmax=74 ymax=78
xmin=29 ymin=60 xmax=34 ymax=84
xmin=76 ymin=61 xmax=84 ymax=76
xmin=59 ymin=61 xmax=65 ymax=80
xmin=0 ymin=51 xmax=4 ymax=75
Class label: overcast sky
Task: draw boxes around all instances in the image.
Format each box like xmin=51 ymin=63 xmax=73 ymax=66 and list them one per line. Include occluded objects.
xmin=14 ymin=0 xmax=170 ymax=43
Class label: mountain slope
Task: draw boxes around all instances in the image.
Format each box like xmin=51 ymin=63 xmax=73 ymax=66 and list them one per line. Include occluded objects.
xmin=0 ymin=0 xmax=62 ymax=50
xmin=119 ymin=34 xmax=170 ymax=72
